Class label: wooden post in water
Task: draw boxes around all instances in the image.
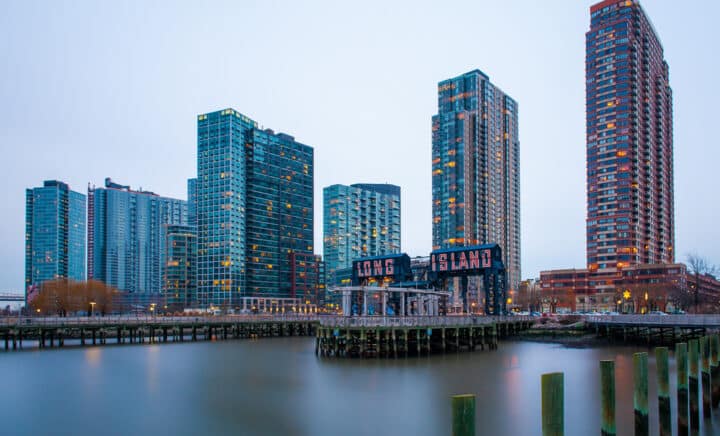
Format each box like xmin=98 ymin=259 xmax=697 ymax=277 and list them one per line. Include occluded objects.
xmin=655 ymin=347 xmax=671 ymax=436
xmin=451 ymin=394 xmax=475 ymax=436
xmin=702 ymin=336 xmax=711 ymax=418
xmin=712 ymin=334 xmax=720 ymax=408
xmin=600 ymin=360 xmax=615 ymax=436
xmin=541 ymin=372 xmax=564 ymax=436
xmin=676 ymin=342 xmax=689 ymax=436
xmin=689 ymin=338 xmax=700 ymax=431
xmin=633 ymin=352 xmax=648 ymax=436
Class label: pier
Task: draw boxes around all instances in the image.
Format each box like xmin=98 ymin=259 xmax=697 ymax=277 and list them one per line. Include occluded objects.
xmin=586 ymin=314 xmax=720 ymax=345
xmin=0 ymin=315 xmax=316 ymax=350
xmin=315 ymin=315 xmax=533 ymax=358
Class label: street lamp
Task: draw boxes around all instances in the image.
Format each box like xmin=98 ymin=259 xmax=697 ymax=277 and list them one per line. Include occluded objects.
xmin=90 ymin=301 xmax=96 ymax=317
xmin=150 ymin=303 xmax=156 ymax=317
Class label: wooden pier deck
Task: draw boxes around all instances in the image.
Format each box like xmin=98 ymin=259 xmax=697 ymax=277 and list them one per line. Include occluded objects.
xmin=0 ymin=315 xmax=317 ymax=350
xmin=315 ymin=316 xmax=533 ymax=358
xmin=586 ymin=314 xmax=720 ymax=346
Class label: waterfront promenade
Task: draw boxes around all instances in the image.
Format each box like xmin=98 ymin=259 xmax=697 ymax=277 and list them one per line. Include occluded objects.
xmin=0 ymin=314 xmax=533 ymax=353
xmin=0 ymin=314 xmax=318 ymax=349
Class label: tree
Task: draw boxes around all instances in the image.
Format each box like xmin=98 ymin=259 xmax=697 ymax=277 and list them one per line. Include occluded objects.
xmin=29 ymin=279 xmax=119 ymax=316
xmin=687 ymin=253 xmax=719 ymax=314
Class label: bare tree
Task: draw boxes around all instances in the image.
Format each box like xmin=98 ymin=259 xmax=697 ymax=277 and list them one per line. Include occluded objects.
xmin=29 ymin=279 xmax=119 ymax=316
xmin=687 ymin=253 xmax=719 ymax=314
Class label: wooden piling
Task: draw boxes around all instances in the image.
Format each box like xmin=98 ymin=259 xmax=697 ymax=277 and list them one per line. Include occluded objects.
xmin=451 ymin=394 xmax=475 ymax=436
xmin=712 ymin=334 xmax=720 ymax=408
xmin=541 ymin=372 xmax=564 ymax=436
xmin=689 ymin=339 xmax=700 ymax=431
xmin=676 ymin=342 xmax=689 ymax=436
xmin=633 ymin=352 xmax=648 ymax=436
xmin=655 ymin=347 xmax=671 ymax=436
xmin=701 ymin=336 xmax=711 ymax=418
xmin=600 ymin=360 xmax=615 ymax=436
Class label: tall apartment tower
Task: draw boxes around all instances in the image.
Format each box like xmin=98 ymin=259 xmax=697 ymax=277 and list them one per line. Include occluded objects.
xmin=431 ymin=70 xmax=520 ymax=290
xmin=88 ymin=178 xmax=187 ymax=294
xmin=586 ymin=0 xmax=674 ymax=271
xmin=164 ymin=224 xmax=197 ymax=308
xmin=25 ymin=180 xmax=86 ymax=292
xmin=187 ymin=178 xmax=197 ymax=228
xmin=323 ymin=183 xmax=401 ymax=276
xmin=197 ymin=108 xmax=314 ymax=306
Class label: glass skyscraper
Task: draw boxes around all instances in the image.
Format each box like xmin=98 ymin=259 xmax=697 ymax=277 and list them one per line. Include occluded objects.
xmin=164 ymin=224 xmax=197 ymax=308
xmin=25 ymin=180 xmax=86 ymax=292
xmin=586 ymin=0 xmax=674 ymax=271
xmin=431 ymin=70 xmax=521 ymax=291
xmin=187 ymin=178 xmax=197 ymax=228
xmin=88 ymin=178 xmax=187 ymax=294
xmin=323 ymin=183 xmax=401 ymax=276
xmin=197 ymin=108 xmax=314 ymax=306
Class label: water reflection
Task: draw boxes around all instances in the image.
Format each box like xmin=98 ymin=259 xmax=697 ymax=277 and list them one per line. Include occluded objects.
xmin=0 ymin=339 xmax=718 ymax=435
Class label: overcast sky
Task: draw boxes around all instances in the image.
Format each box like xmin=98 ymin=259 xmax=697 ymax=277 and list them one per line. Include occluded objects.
xmin=1 ymin=0 xmax=718 ymax=292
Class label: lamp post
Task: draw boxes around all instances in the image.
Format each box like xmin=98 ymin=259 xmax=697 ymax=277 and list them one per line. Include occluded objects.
xmin=89 ymin=301 xmax=96 ymax=317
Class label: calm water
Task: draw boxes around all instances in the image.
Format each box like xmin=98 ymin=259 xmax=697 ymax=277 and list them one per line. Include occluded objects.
xmin=1 ymin=338 xmax=718 ymax=435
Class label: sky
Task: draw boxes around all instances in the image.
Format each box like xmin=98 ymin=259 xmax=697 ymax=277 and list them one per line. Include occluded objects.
xmin=1 ymin=0 xmax=718 ymax=292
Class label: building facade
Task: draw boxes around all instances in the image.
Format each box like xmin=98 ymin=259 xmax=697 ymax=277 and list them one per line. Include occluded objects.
xmin=586 ymin=0 xmax=674 ymax=271
xmin=88 ymin=178 xmax=187 ymax=294
xmin=323 ymin=183 xmax=401 ymax=277
xmin=187 ymin=178 xmax=197 ymax=228
xmin=25 ymin=180 xmax=86 ymax=292
xmin=164 ymin=224 xmax=197 ymax=308
xmin=537 ymin=1 xmax=685 ymax=312
xmin=431 ymin=69 xmax=520 ymax=291
xmin=538 ymin=263 xmax=720 ymax=314
xmin=197 ymin=108 xmax=315 ymax=306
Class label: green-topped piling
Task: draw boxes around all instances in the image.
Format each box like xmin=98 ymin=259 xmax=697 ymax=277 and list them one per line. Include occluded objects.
xmin=600 ymin=360 xmax=615 ymax=436
xmin=541 ymin=372 xmax=564 ymax=436
xmin=655 ymin=347 xmax=671 ymax=436
xmin=689 ymin=339 xmax=700 ymax=430
xmin=451 ymin=394 xmax=475 ymax=436
xmin=633 ymin=352 xmax=648 ymax=436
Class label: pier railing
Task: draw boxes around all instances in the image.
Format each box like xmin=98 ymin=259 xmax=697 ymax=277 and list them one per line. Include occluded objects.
xmin=0 ymin=314 xmax=319 ymax=327
xmin=585 ymin=314 xmax=720 ymax=327
xmin=1 ymin=314 xmax=534 ymax=329
xmin=318 ymin=315 xmax=532 ymax=328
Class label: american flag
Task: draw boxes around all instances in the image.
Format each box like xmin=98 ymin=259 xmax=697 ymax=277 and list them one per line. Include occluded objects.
xmin=26 ymin=284 xmax=39 ymax=304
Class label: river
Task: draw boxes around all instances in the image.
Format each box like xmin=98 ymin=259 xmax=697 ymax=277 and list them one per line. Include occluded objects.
xmin=1 ymin=338 xmax=718 ymax=435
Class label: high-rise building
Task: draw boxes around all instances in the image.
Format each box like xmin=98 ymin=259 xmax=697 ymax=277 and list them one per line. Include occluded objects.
xmin=586 ymin=0 xmax=674 ymax=271
xmin=25 ymin=180 xmax=86 ymax=292
xmin=323 ymin=183 xmax=401 ymax=277
xmin=431 ymin=70 xmax=521 ymax=291
xmin=88 ymin=178 xmax=187 ymax=294
xmin=164 ymin=224 xmax=197 ymax=308
xmin=196 ymin=108 xmax=314 ymax=306
xmin=187 ymin=178 xmax=197 ymax=228
xmin=538 ymin=0 xmax=680 ymax=314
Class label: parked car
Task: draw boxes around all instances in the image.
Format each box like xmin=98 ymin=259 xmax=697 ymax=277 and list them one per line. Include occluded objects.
xmin=648 ymin=310 xmax=668 ymax=316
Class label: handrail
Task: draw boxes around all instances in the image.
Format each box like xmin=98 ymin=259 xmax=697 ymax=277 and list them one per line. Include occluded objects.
xmin=0 ymin=314 xmax=319 ymax=328
xmin=318 ymin=315 xmax=532 ymax=328
xmin=0 ymin=314 xmax=533 ymax=328
xmin=584 ymin=314 xmax=720 ymax=327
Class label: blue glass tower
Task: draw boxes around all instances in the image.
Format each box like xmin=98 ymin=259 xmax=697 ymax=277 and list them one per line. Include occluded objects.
xmin=432 ymin=70 xmax=521 ymax=291
xmin=25 ymin=180 xmax=86 ymax=293
xmin=187 ymin=178 xmax=197 ymax=228
xmin=197 ymin=108 xmax=314 ymax=306
xmin=164 ymin=224 xmax=197 ymax=308
xmin=323 ymin=183 xmax=401 ymax=278
xmin=88 ymin=178 xmax=187 ymax=294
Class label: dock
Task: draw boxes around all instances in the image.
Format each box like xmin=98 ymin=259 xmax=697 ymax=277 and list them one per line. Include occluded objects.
xmin=315 ymin=316 xmax=533 ymax=358
xmin=0 ymin=315 xmax=317 ymax=350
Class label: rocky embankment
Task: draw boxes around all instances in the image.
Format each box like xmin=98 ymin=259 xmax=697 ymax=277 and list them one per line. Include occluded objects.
xmin=516 ymin=315 xmax=597 ymax=346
